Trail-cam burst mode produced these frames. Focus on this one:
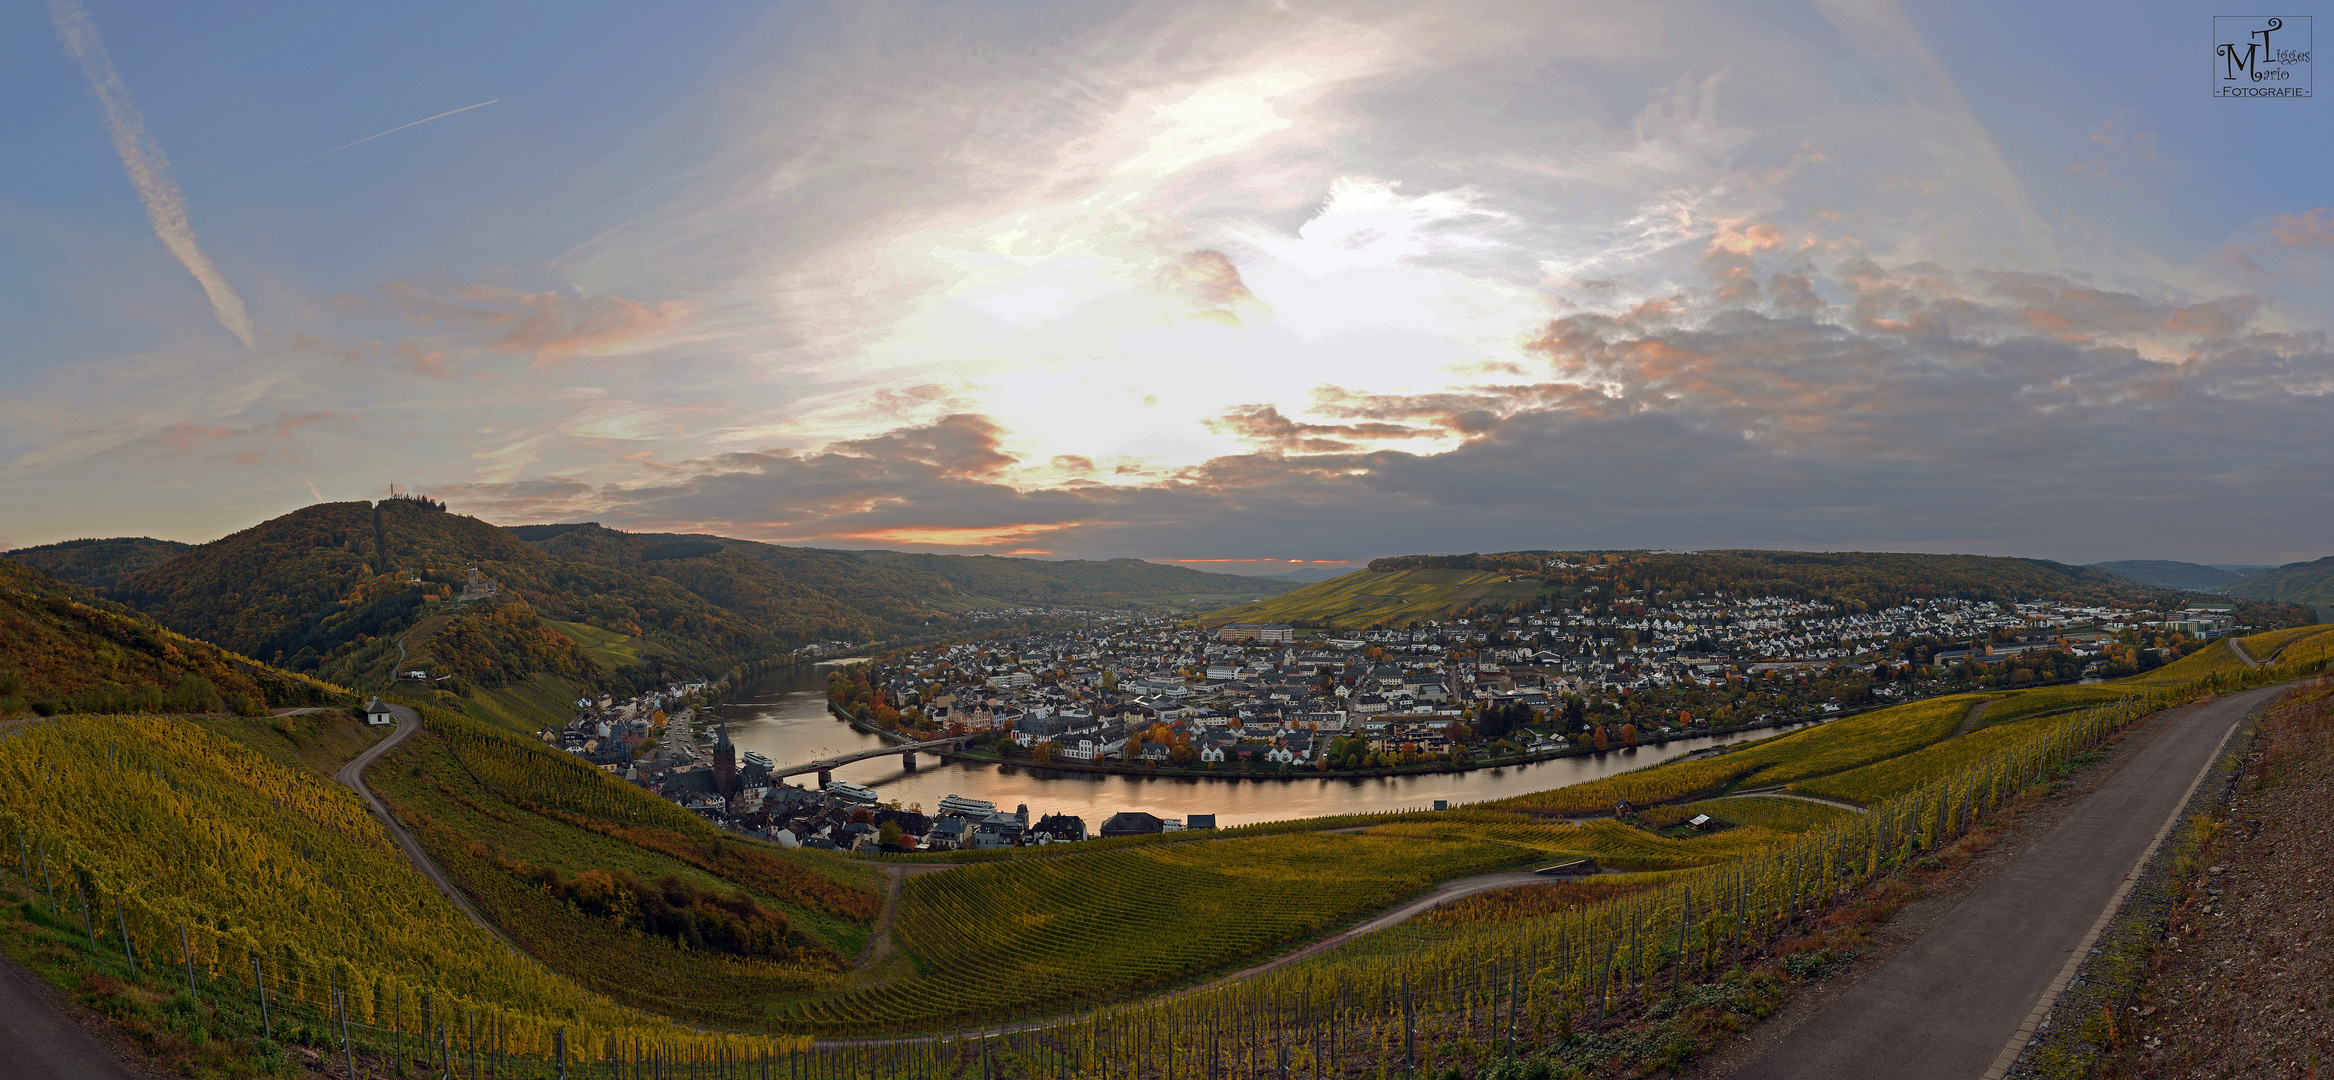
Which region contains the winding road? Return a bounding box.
[1726,683,2284,1080]
[334,703,530,957]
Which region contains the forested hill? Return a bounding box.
[1360,550,2179,611]
[4,505,1290,705]
[0,558,345,717]
[4,536,191,590]
[2226,556,2334,618]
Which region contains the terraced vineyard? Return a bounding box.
[1366,812,1797,869]
[1493,694,1987,813]
[1971,683,2128,726]
[1658,795,1858,833]
[770,831,1524,1032]
[0,714,797,1067]
[2130,639,2255,683]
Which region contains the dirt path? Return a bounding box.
[1951,697,1996,737]
[2226,637,2263,667]
[333,704,531,958]
[1724,683,2287,1080]
[814,865,1588,1048]
[1708,790,1869,814]
[849,864,954,975]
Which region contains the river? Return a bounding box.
[712,661,1817,828]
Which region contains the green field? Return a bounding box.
[1199,567,1549,628]
[770,831,1525,1033]
[458,669,596,732]
[546,618,670,669]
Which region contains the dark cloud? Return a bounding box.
[445,266,2330,564]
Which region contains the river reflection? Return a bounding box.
[713,662,1815,828]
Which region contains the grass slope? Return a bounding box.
[1202,567,1549,627]
[373,726,860,1022]
[774,832,1524,1033]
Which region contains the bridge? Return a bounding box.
[774,735,977,788]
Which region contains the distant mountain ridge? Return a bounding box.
[5,536,192,590]
[2,507,1292,718]
[2224,555,2334,619]
[1208,548,2181,628]
[2088,560,2250,590]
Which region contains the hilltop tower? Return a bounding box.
[714,721,737,797]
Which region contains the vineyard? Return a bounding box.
[706,669,2291,1078]
[1364,813,1793,871]
[1490,694,1986,814]
[1653,796,1856,834]
[366,701,884,1020]
[771,832,1527,1033]
[7,618,2326,1075]
[0,714,806,1074]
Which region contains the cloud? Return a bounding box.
[432,259,2329,565]
[47,0,256,349]
[488,293,691,367]
[2269,208,2334,249]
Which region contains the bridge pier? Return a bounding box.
[901,751,917,770]
[817,769,832,788]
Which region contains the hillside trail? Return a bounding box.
[1950,696,1995,737]
[814,865,1591,1049]
[1707,790,1868,815]
[1723,682,2287,1080]
[848,864,954,978]
[334,704,534,960]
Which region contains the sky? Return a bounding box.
[3,0,2328,572]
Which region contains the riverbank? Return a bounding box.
[825,699,1831,783]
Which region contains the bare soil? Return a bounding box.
[2092,681,2334,1078]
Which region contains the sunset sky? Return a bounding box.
[3,1,2327,569]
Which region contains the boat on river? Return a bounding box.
[825,779,879,804]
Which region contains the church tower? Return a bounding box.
[714,720,737,797]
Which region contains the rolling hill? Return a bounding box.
[2089,559,2250,590]
[2,535,192,589]
[1208,549,2180,628]
[0,557,347,716]
[2225,555,2334,619]
[4,504,1294,728]
[1204,567,1550,627]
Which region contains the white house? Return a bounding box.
[364,698,396,727]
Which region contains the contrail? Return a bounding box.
[48,0,256,349]
[275,99,498,174]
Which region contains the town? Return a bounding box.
[544,590,2255,853]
